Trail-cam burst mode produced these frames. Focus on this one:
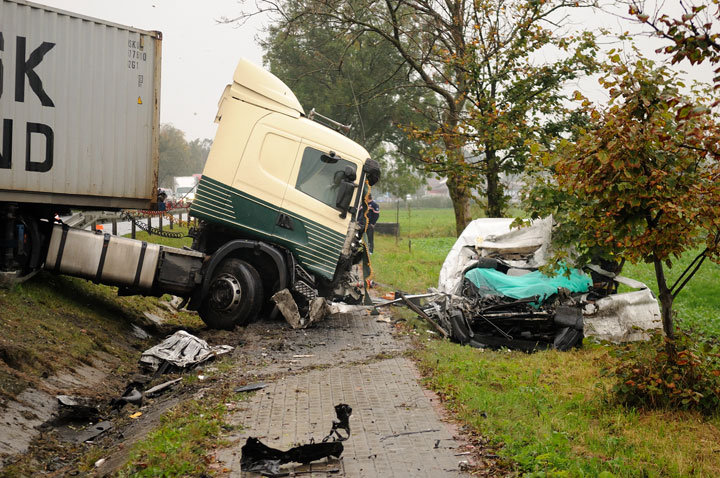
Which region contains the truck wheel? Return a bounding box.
[198,259,264,330]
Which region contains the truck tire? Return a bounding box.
[198,259,264,330]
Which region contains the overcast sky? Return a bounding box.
[40,0,266,141]
[37,1,715,142]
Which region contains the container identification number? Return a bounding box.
[128,39,147,70]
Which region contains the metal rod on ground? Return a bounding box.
[112,219,117,235]
[399,292,448,338]
[374,293,437,307]
[380,429,440,442]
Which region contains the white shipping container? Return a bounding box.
[0,0,161,209]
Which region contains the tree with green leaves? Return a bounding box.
[371,147,427,200]
[230,0,598,235]
[404,4,598,218]
[262,18,432,159]
[527,55,720,339]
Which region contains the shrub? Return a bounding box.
[604,332,720,415]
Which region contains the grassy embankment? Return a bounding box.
[0,225,216,476]
[371,206,720,477]
[0,223,203,402]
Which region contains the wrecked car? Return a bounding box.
[410,217,662,351]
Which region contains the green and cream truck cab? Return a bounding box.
[187,59,380,328]
[2,55,379,331]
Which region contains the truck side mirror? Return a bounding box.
[336,166,357,218]
[363,159,380,186]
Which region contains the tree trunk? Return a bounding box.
[659,292,674,340]
[485,149,503,217]
[653,257,675,340]
[447,175,471,237]
[441,117,471,236]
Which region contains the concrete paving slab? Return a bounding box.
[215,310,469,477]
[219,358,465,477]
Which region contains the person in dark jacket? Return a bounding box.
[360,193,380,253]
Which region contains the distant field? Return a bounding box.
[127,225,194,248]
[376,205,462,237]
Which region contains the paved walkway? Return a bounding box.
[215,312,469,477]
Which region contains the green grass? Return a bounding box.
[0,222,204,397]
[419,342,720,477]
[371,207,720,476]
[371,236,455,291]
[0,274,153,395]
[118,396,232,477]
[379,206,461,237]
[126,225,194,248]
[377,204,526,237]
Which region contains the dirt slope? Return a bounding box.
[0,272,204,471]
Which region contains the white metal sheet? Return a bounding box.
[0,0,161,208]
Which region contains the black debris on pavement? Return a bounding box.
[241,403,352,476]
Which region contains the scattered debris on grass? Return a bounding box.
[379,218,662,352]
[56,395,100,421]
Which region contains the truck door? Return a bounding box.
[276,142,359,280]
[224,124,301,241]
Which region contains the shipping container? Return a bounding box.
[0,0,161,209]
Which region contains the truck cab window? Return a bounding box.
[295,147,356,209]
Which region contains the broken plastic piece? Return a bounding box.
[145,378,183,397]
[322,404,352,442]
[117,387,143,407]
[272,289,304,329]
[57,421,113,444]
[272,289,362,328]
